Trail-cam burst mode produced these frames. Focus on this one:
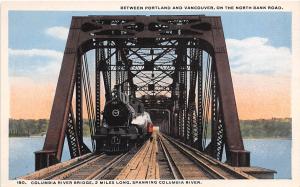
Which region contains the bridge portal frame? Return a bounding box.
[35,15,250,170]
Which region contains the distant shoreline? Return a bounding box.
[9,118,292,139]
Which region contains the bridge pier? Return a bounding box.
[35,150,58,171]
[228,150,250,167]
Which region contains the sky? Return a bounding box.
[8,11,292,120]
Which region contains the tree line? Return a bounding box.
[240,118,291,139]
[9,119,91,137]
[9,118,291,139]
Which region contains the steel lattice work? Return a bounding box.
[35,15,250,170]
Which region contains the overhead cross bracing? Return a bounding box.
[35,15,250,171]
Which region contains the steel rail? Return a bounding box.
[162,134,254,179]
[160,134,226,179]
[43,154,104,180]
[86,153,128,180]
[157,135,185,179]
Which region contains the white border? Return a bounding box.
[1,1,300,187]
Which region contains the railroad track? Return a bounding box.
[158,135,184,179]
[41,153,127,180]
[157,133,255,179]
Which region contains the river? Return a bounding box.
[9,137,291,179]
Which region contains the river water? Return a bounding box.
[9,137,291,179]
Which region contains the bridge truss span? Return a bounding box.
[35,15,250,171]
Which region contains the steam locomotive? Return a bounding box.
[93,89,153,153]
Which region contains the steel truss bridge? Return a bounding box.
[35,15,250,172]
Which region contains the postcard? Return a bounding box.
[1,1,300,187]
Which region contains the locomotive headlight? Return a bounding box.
[112,109,120,117]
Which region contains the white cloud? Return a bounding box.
[45,26,69,41]
[9,48,63,83]
[226,37,291,76]
[9,48,63,61]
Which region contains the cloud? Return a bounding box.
[9,48,63,60]
[226,37,291,76]
[45,26,69,41]
[9,48,63,83]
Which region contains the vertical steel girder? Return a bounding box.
[99,44,112,101]
[197,50,204,151]
[76,54,84,152]
[95,48,101,128]
[186,48,198,146]
[170,72,178,138]
[176,41,187,141]
[36,15,250,170]
[107,41,112,89]
[210,63,220,159]
[119,48,131,96]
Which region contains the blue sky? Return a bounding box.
[8,11,292,119]
[9,11,291,50]
[9,11,292,79]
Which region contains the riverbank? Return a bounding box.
[9,118,291,139]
